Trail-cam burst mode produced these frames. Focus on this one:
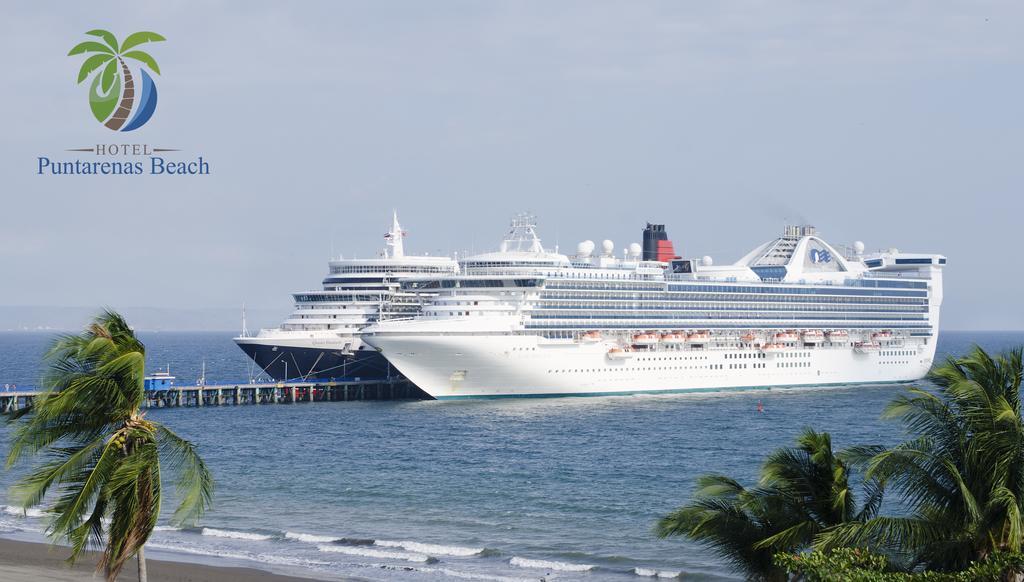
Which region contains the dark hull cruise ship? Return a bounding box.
[234,214,458,381]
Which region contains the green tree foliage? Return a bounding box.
[5,311,213,581]
[657,429,881,581]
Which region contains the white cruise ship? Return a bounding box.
[364,215,945,399]
[234,213,458,381]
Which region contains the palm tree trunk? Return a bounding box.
[104,57,135,131]
[137,546,147,582]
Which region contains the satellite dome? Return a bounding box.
[601,240,615,256]
[702,255,713,266]
[853,241,865,255]
[628,242,642,258]
[577,240,595,257]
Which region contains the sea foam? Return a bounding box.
[2,505,45,518]
[375,539,485,557]
[509,556,595,572]
[317,544,434,563]
[200,527,273,541]
[634,567,682,578]
[284,531,339,544]
[418,566,537,582]
[147,542,330,568]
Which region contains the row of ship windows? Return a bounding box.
[434,301,927,315]
[530,314,927,322]
[295,306,373,311]
[433,273,929,290]
[779,362,811,368]
[295,294,386,302]
[635,355,708,361]
[730,363,767,369]
[546,282,928,297]
[281,324,359,331]
[535,305,928,314]
[726,352,768,360]
[330,265,454,274]
[548,363,726,373]
[529,324,932,332]
[669,285,929,297]
[290,314,368,320]
[540,292,927,305]
[882,350,915,356]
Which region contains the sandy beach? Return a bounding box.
[0,538,328,582]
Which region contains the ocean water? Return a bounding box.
[0,330,1022,581]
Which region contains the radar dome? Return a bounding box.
[853,241,865,255]
[577,240,595,257]
[701,255,713,266]
[601,240,614,256]
[628,243,642,258]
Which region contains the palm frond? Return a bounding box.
[156,425,214,525]
[76,54,114,84]
[120,31,166,53]
[85,30,119,53]
[122,51,160,75]
[68,41,113,56]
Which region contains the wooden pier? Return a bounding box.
[1,378,425,412]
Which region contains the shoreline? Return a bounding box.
[0,537,336,582]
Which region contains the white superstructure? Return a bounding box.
[364,216,945,399]
[234,213,458,381]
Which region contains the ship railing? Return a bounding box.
[861,272,931,280]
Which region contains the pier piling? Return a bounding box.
[1,378,424,413]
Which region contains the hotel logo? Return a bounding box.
[67,29,164,132]
[38,30,210,176]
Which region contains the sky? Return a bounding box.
[0,1,1021,330]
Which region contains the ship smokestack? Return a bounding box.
[642,223,678,262]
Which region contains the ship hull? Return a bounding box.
[235,338,395,382]
[365,332,938,399]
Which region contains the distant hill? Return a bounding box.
[0,306,288,332]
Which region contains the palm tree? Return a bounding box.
[5,311,213,582]
[657,429,881,581]
[68,30,164,130]
[818,346,1024,572]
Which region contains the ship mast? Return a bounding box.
[384,211,406,258]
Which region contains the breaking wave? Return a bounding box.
[317,544,436,563]
[375,539,486,557]
[284,531,339,544]
[508,556,595,572]
[200,527,273,541]
[634,567,682,578]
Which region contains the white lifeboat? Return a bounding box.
[826,330,849,342]
[802,330,825,343]
[632,333,660,346]
[580,331,602,343]
[761,343,790,353]
[686,331,711,344]
[872,331,893,340]
[854,341,881,353]
[740,333,758,344]
[774,331,799,343]
[607,347,635,360]
[661,332,687,345]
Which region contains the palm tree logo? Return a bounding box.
[68,30,165,132]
